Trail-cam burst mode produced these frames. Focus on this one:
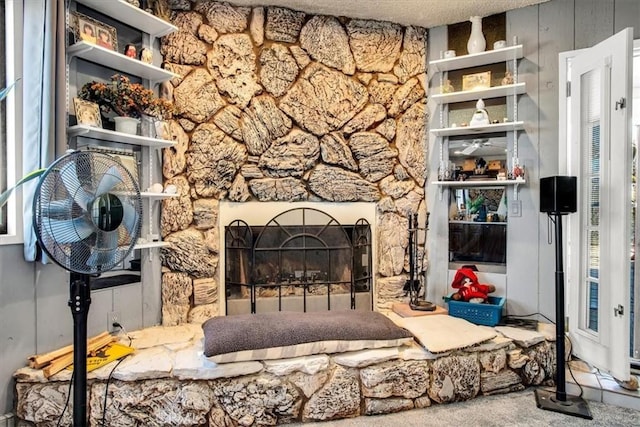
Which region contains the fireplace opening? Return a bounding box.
[225,207,372,314]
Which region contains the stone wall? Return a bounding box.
[159,0,429,325]
[14,324,556,426]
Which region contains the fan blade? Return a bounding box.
[87,232,119,267]
[121,202,140,238]
[95,166,123,196]
[461,144,478,155]
[46,217,94,244]
[59,162,93,209]
[40,199,75,219]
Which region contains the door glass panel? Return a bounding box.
[581,68,601,334]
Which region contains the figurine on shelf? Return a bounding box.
[501,71,514,86]
[124,44,137,58]
[469,98,490,126]
[140,47,153,64]
[441,79,454,94]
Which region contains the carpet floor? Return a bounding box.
[291,388,640,426]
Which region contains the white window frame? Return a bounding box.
[0,0,23,245]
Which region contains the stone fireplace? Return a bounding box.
[158,1,429,326]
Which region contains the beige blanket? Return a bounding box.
[396,314,497,353]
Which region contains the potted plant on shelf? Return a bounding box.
[78,74,174,136]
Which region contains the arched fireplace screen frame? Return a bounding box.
[225,207,372,314]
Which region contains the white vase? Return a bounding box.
[114,116,140,135]
[467,16,486,54]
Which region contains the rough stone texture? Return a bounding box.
[228,173,252,202]
[396,101,428,186]
[507,349,529,369]
[162,228,217,278]
[378,73,398,84]
[167,0,192,11]
[162,121,189,179]
[161,30,208,65]
[260,43,299,97]
[347,19,403,72]
[300,15,355,75]
[193,277,217,306]
[209,402,236,427]
[162,272,192,326]
[379,176,415,199]
[249,177,308,202]
[207,34,261,108]
[479,349,507,374]
[414,395,432,408]
[308,164,380,202]
[16,382,72,426]
[259,129,320,178]
[303,365,360,421]
[192,198,219,230]
[522,341,555,386]
[376,118,397,141]
[161,176,193,237]
[343,103,387,135]
[213,105,244,141]
[212,375,301,426]
[364,397,414,415]
[178,118,195,132]
[429,354,480,404]
[265,7,306,43]
[394,26,427,83]
[395,188,424,217]
[279,63,368,136]
[172,10,202,35]
[194,1,250,34]
[360,360,429,399]
[241,95,292,155]
[173,68,225,123]
[240,163,264,178]
[378,213,408,276]
[186,124,247,198]
[288,371,329,398]
[289,45,311,69]
[480,369,523,394]
[319,133,358,171]
[163,62,194,87]
[90,379,215,426]
[368,79,397,106]
[187,303,218,324]
[250,7,265,46]
[349,132,398,182]
[198,23,218,44]
[203,227,220,253]
[388,77,425,117]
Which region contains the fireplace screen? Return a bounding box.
[225,207,372,314]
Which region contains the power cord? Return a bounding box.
[56,370,74,427]
[100,322,133,427]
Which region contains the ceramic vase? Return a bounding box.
[114,116,140,135]
[467,16,486,54]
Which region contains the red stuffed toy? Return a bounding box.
[451,267,495,303]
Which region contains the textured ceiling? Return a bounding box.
[225,0,550,28]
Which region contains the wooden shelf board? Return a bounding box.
[68,124,175,148]
[432,83,526,104]
[75,0,177,37]
[429,45,523,72]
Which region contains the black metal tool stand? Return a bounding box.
[534,213,592,419]
[70,273,91,427]
[404,213,435,311]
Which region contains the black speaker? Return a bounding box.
[540,176,577,214]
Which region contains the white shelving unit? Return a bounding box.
[430,44,523,72]
[75,0,177,37]
[431,82,526,104]
[430,121,525,137]
[68,124,175,148]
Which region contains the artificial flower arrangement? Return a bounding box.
[78,74,174,120]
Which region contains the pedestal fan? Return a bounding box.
[32,151,142,426]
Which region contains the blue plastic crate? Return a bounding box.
[443,293,505,326]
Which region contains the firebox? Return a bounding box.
[224,206,373,314]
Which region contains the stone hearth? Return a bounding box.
[158,1,429,326]
[14,317,556,426]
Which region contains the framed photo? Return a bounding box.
[462,71,491,92]
[70,12,118,52]
[73,98,102,128]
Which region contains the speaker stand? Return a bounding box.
[534,212,592,420]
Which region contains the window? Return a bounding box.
[0,0,22,243]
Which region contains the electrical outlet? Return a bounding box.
[509,200,522,217]
[107,311,121,332]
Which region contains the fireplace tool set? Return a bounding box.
[403,212,436,311]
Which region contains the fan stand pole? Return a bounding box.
[534,213,592,419]
[70,273,91,427]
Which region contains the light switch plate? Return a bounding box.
[509,200,522,217]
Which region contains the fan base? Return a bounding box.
[534,388,593,419]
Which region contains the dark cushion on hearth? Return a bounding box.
[202,310,414,363]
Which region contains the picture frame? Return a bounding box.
[73,97,102,128]
[70,11,118,52]
[462,71,491,92]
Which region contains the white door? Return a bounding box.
[566,28,633,381]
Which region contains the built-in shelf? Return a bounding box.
[134,241,171,250]
[432,83,526,104]
[431,179,525,187]
[430,121,525,137]
[68,124,175,148]
[140,192,178,200]
[429,45,524,72]
[449,220,507,225]
[75,0,177,38]
[67,42,176,82]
